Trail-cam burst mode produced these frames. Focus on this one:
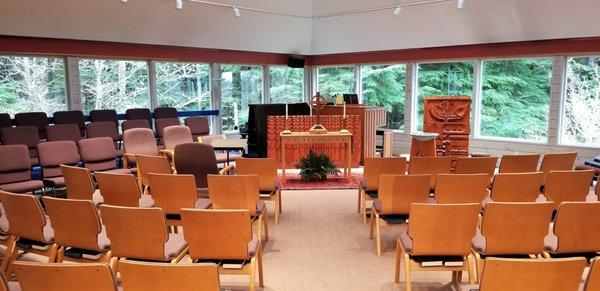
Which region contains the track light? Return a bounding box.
[176,0,183,10]
[120,0,127,2]
[393,5,402,16]
[457,0,464,9]
[233,6,240,17]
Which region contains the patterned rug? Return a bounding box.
[279,173,363,190]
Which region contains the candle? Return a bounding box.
[309,103,312,116]
[343,102,346,119]
[285,103,288,119]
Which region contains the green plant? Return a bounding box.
[296,150,340,182]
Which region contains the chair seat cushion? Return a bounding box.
[373,198,382,213]
[92,189,104,206]
[0,180,44,193]
[42,215,54,243]
[365,190,378,199]
[138,195,155,208]
[163,233,188,261]
[398,230,413,253]
[471,231,486,253]
[196,188,209,198]
[247,234,260,258]
[194,198,211,209]
[256,200,266,214]
[0,203,8,234]
[97,225,111,251]
[43,177,65,188]
[7,281,21,291]
[544,233,558,253]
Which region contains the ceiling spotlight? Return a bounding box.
[176,0,183,10]
[233,6,241,17]
[121,0,127,2]
[393,5,402,16]
[457,0,464,9]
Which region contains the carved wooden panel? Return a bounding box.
[424,96,471,156]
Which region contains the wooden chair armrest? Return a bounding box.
[159,149,174,158]
[123,153,136,168]
[219,165,235,175]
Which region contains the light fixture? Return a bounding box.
[176,0,183,10]
[393,5,402,16]
[457,0,464,9]
[233,5,240,17]
[121,0,127,2]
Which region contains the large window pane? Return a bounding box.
[417,61,474,131]
[220,64,262,132]
[480,58,552,142]
[560,56,600,146]
[0,56,67,115]
[317,66,356,98]
[269,66,303,103]
[362,64,406,130]
[79,59,149,114]
[156,62,211,110]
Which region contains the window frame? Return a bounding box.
[154,60,212,112]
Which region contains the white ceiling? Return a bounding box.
[1,0,599,56]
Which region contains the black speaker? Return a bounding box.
[288,57,305,68]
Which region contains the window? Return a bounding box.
[156,61,211,110]
[560,56,600,147]
[269,66,304,103]
[362,64,406,130]
[0,55,67,115]
[416,61,474,131]
[317,66,356,98]
[79,59,149,114]
[479,58,552,142]
[220,64,263,132]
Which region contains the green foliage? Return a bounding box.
[220,65,262,131]
[317,67,356,98]
[296,151,341,182]
[269,66,303,103]
[156,62,211,111]
[362,64,406,130]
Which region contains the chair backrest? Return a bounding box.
[454,157,498,175]
[539,152,577,184]
[52,110,85,136]
[136,154,172,189]
[123,128,158,156]
[478,257,586,291]
[197,134,225,145]
[552,202,600,254]
[14,112,49,139]
[490,172,543,202]
[207,175,259,216]
[78,137,119,172]
[498,154,540,173]
[95,172,142,207]
[119,260,220,291]
[99,205,170,260]
[434,173,491,204]
[585,258,600,291]
[122,119,151,132]
[12,262,117,291]
[90,109,118,127]
[377,174,431,215]
[60,165,95,200]
[0,126,39,149]
[408,203,480,256]
[362,157,407,190]
[0,190,52,243]
[409,137,436,157]
[0,113,12,131]
[174,143,218,188]
[0,145,32,185]
[480,202,554,255]
[125,108,152,124]
[37,141,80,179]
[544,170,595,204]
[408,156,453,189]
[181,209,252,260]
[155,118,181,138]
[85,121,118,140]
[185,116,210,136]
[163,125,193,150]
[147,173,198,215]
[43,197,103,251]
[236,158,278,191]
[153,107,178,119]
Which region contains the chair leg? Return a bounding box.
[474,252,483,283]
[375,212,382,256]
[467,254,475,284]
[369,208,375,239]
[262,211,269,242]
[362,196,368,224]
[56,246,65,263]
[278,189,282,214]
[1,236,16,273]
[394,239,401,283]
[48,244,58,263]
[453,271,463,284]
[274,197,279,225]
[404,253,412,291]
[257,246,264,287]
[109,257,119,276]
[249,256,256,291]
[357,188,362,213]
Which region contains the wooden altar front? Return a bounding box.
[423,96,471,156]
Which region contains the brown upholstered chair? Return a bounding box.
[0,126,40,165]
[433,173,491,205]
[0,190,56,273]
[161,125,193,162]
[358,157,407,224]
[544,170,595,205]
[198,134,242,164]
[37,141,80,191]
[155,118,180,145]
[60,165,104,205]
[0,145,43,194]
[45,124,82,143]
[12,261,118,291]
[174,143,232,197]
[95,172,154,208]
[180,209,263,291]
[85,121,122,151]
[43,197,111,263]
[119,260,221,291]
[498,154,540,173]
[121,119,151,133]
[236,157,282,224]
[154,107,178,119]
[78,137,130,174]
[123,127,160,168]
[459,257,586,291]
[53,110,86,137]
[454,157,498,175]
[208,174,268,242]
[544,202,600,259]
[489,172,544,203]
[394,203,480,290]
[90,109,118,128]
[99,204,188,263]
[539,152,577,185]
[472,202,555,279]
[409,137,436,157]
[135,154,172,194]
[185,116,210,140]
[408,156,453,190]
[125,108,153,125]
[585,257,600,291]
[14,112,49,140]
[370,174,431,256]
[0,113,12,138]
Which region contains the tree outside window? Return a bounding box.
[317,67,356,99]
[156,61,211,111]
[362,64,406,130]
[220,64,262,132]
[269,66,303,103]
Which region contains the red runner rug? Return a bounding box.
[279,173,363,190]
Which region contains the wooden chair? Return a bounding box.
[207,174,269,242]
[543,170,595,205]
[42,197,111,263]
[584,257,600,291]
[433,174,491,205]
[539,152,577,185]
[459,257,586,291]
[60,165,104,206]
[95,172,154,207]
[489,172,544,203]
[99,205,188,267]
[498,154,540,173]
[174,143,234,197]
[454,157,498,176]
[12,261,118,291]
[180,209,263,291]
[544,202,600,259]
[135,154,172,195]
[472,202,555,280]
[0,269,19,291]
[408,156,453,190]
[358,157,407,224]
[0,190,56,273]
[119,260,221,291]
[370,174,431,256]
[236,157,282,224]
[394,203,480,290]
[409,137,436,157]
